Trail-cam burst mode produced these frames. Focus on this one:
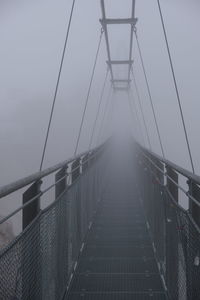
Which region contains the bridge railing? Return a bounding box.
[136,144,200,300]
[0,145,106,300]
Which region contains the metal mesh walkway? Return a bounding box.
[66,188,168,299]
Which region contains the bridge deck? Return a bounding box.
[66,188,167,299]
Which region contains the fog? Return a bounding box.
[0,1,200,232]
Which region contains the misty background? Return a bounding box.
[0,0,200,233]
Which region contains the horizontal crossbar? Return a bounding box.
[100,18,138,25]
[107,60,133,65]
[111,79,131,83]
[113,87,130,91]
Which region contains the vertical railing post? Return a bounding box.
[188,180,200,227]
[55,165,68,199]
[87,152,93,215]
[138,154,145,206]
[152,157,165,268]
[23,180,42,230]
[22,180,42,300]
[82,154,89,173]
[55,165,68,297]
[71,158,81,183]
[166,167,178,201]
[71,158,81,261]
[165,166,178,298]
[187,179,200,299]
[82,154,90,223]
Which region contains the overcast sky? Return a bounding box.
[0,0,200,227]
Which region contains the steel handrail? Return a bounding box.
[0,145,101,199]
[137,143,200,185]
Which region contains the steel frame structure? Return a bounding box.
[100,0,137,90]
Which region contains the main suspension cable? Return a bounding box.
[131,68,152,150]
[39,0,76,171]
[134,28,165,158]
[88,68,109,150]
[156,0,195,174]
[74,28,104,155]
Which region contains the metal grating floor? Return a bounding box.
[77,258,159,274]
[66,191,167,299]
[70,273,164,292]
[67,293,167,299]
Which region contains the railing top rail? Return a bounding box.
[0,146,100,200]
[139,144,200,186]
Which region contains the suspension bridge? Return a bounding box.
[0,1,200,299]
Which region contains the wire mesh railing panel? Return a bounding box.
[0,150,104,300]
[0,215,42,300]
[138,152,200,300]
[40,192,69,300]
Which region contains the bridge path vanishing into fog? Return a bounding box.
[66,156,167,299]
[1,0,200,300]
[1,140,200,300]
